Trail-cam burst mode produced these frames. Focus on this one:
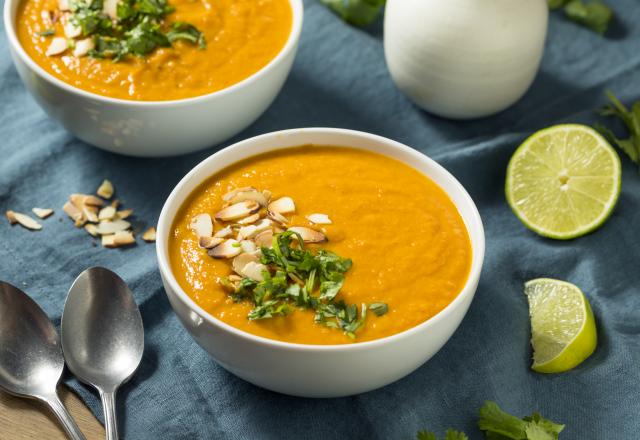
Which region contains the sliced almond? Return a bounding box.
[70,193,104,208]
[190,213,213,238]
[228,274,243,282]
[110,199,120,209]
[214,201,260,222]
[6,210,18,225]
[63,21,81,38]
[46,37,67,56]
[98,205,116,221]
[102,234,116,247]
[95,219,131,235]
[32,207,54,219]
[199,236,224,249]
[102,0,119,19]
[232,252,259,275]
[267,210,289,226]
[214,226,233,238]
[113,230,136,246]
[237,219,272,241]
[236,213,260,225]
[268,197,296,215]
[306,213,332,225]
[63,201,85,226]
[254,230,274,248]
[142,227,156,242]
[225,188,270,207]
[85,223,99,237]
[242,262,268,282]
[207,239,242,259]
[240,240,257,253]
[82,205,99,223]
[11,212,42,231]
[116,209,133,220]
[73,37,94,57]
[287,226,327,243]
[41,10,54,26]
[58,0,70,11]
[96,179,114,199]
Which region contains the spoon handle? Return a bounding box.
[100,389,119,440]
[44,394,87,440]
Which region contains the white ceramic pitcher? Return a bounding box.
[384,0,548,119]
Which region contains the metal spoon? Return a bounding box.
[0,281,86,440]
[61,267,144,440]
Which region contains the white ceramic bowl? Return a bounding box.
[156,128,485,397]
[3,0,303,157]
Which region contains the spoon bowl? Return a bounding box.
[61,267,144,440]
[0,281,86,440]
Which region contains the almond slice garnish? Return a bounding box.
[113,230,136,246]
[306,213,332,225]
[267,210,289,226]
[82,205,99,223]
[102,234,116,247]
[268,197,296,215]
[63,20,82,38]
[254,230,274,248]
[70,193,104,207]
[98,206,116,221]
[46,37,67,56]
[63,201,84,226]
[199,236,224,249]
[6,211,18,224]
[232,252,259,275]
[236,213,260,225]
[11,212,43,231]
[85,223,99,237]
[225,188,270,207]
[287,226,327,243]
[207,239,242,259]
[214,226,233,238]
[73,38,95,57]
[116,209,133,220]
[240,240,257,253]
[97,179,114,199]
[214,201,260,222]
[232,253,266,282]
[228,274,243,282]
[95,219,131,235]
[58,0,70,11]
[142,227,156,242]
[237,219,272,241]
[190,213,213,238]
[102,0,119,19]
[32,208,54,219]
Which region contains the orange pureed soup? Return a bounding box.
[16,0,292,100]
[169,146,472,345]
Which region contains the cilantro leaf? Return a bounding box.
[547,0,568,10]
[416,430,468,440]
[321,0,386,27]
[417,432,438,440]
[37,29,55,36]
[595,91,640,168]
[478,401,528,439]
[167,22,206,49]
[369,302,388,316]
[563,0,613,34]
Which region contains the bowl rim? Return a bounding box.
[156,128,485,352]
[3,0,303,107]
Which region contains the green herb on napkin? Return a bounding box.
[417,430,468,440]
[595,91,640,168]
[320,0,385,26]
[547,0,613,35]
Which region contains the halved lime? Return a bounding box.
[506,124,621,239]
[525,278,597,373]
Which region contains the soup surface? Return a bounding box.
[169,146,472,345]
[16,0,292,101]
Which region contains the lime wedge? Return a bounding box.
[506,124,621,239]
[525,278,597,373]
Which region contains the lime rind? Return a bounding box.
[506,124,621,240]
[525,278,597,373]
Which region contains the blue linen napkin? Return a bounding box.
[1,0,640,438]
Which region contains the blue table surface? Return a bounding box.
[1,0,639,438]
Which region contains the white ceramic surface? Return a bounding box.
[384,0,548,119]
[156,128,485,398]
[3,0,303,157]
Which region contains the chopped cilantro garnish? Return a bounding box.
[321,0,386,26]
[547,0,614,34]
[417,430,468,440]
[64,0,205,61]
[37,29,56,37]
[226,231,387,339]
[595,91,640,168]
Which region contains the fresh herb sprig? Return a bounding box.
[548,0,614,35]
[595,91,640,168]
[226,231,387,339]
[320,0,385,27]
[65,0,205,61]
[417,401,565,440]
